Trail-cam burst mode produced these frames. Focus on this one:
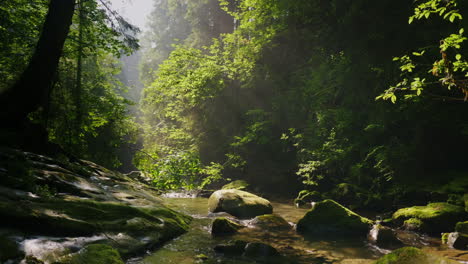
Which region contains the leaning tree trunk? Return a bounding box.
[0,0,75,125]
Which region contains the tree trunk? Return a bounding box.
[75,0,84,129]
[0,0,75,125]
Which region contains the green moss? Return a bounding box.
[250,214,291,230]
[208,189,272,219]
[0,194,191,238]
[403,218,424,231]
[222,180,249,190]
[211,217,243,236]
[392,202,466,234]
[374,247,459,264]
[456,221,468,234]
[69,244,124,264]
[296,199,373,237]
[441,233,450,244]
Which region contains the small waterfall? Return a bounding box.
[369,224,379,242]
[447,232,459,248]
[368,216,382,243]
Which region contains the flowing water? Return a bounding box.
[12,195,468,263]
[127,196,392,264]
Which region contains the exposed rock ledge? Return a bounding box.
[0,147,191,263]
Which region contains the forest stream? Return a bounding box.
[2,0,468,263]
[127,194,468,264]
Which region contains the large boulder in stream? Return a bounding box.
[208,189,273,218]
[0,147,192,263]
[392,202,466,234]
[374,247,460,264]
[249,214,291,231]
[296,199,373,237]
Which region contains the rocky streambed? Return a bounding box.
[0,148,191,263]
[0,147,467,264]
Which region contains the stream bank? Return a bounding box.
[0,147,191,263]
[0,147,467,263]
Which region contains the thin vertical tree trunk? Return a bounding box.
[0,0,75,125]
[75,0,84,129]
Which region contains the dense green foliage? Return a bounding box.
[0,0,139,168]
[138,0,468,207]
[1,0,467,208]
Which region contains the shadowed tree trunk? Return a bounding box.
[0,0,75,125]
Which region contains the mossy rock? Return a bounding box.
[442,233,450,244]
[374,247,460,264]
[403,218,424,231]
[222,180,249,190]
[211,217,243,236]
[69,244,124,264]
[369,225,403,249]
[0,236,24,262]
[0,195,191,237]
[249,214,291,231]
[456,221,468,234]
[296,199,373,237]
[208,189,272,219]
[392,202,466,234]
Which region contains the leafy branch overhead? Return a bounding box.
[377,0,468,102]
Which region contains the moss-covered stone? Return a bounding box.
[0,236,24,262]
[296,199,373,237]
[369,225,403,249]
[249,214,291,231]
[208,189,272,219]
[0,195,191,238]
[392,202,466,234]
[456,221,468,234]
[374,247,460,264]
[403,218,424,231]
[69,244,124,264]
[222,180,249,190]
[211,217,243,236]
[442,233,450,244]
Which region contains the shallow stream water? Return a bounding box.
[14,195,468,264]
[126,195,468,264]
